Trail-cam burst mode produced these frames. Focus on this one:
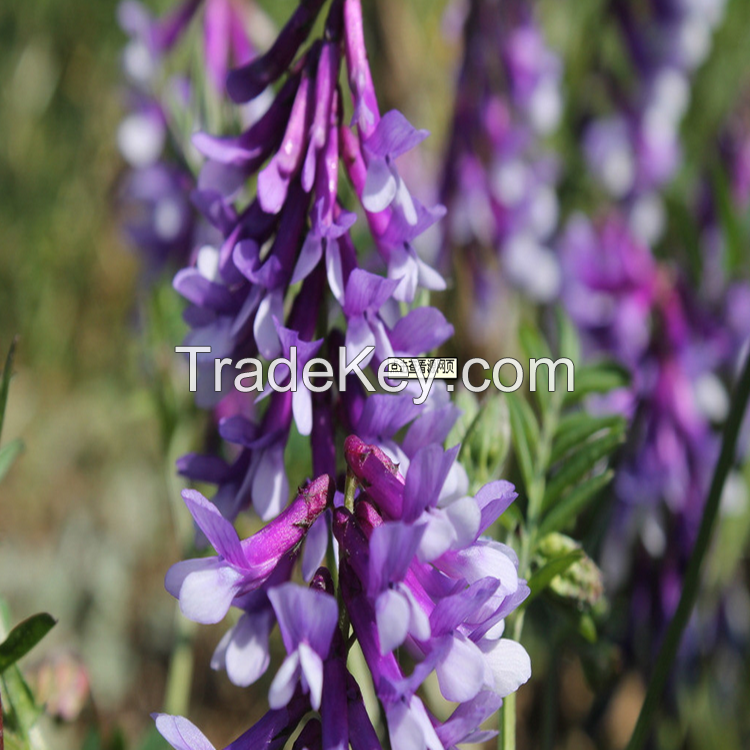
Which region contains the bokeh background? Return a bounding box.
[2,0,750,748]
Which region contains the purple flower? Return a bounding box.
[165,475,332,622]
[267,583,339,710]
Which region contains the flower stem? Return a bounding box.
[625,348,750,750]
[500,389,564,750]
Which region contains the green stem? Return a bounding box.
[164,608,196,717]
[500,390,564,750]
[625,349,750,750]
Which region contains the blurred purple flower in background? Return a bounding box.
[584,0,727,246]
[440,0,564,308]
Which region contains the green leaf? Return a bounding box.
[539,470,615,537]
[0,338,18,444]
[506,392,538,491]
[0,614,57,674]
[0,439,24,484]
[520,325,555,412]
[556,308,581,366]
[564,360,630,404]
[551,414,626,464]
[1,665,42,738]
[712,163,744,275]
[543,433,623,512]
[525,550,584,605]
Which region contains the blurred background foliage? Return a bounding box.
[2,0,750,748]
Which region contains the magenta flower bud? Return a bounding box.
[344,435,405,519]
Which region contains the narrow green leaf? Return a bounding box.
[712,163,744,275]
[543,433,623,511]
[506,393,537,491]
[551,414,625,464]
[564,360,630,404]
[0,339,18,444]
[519,324,552,363]
[525,550,584,605]
[0,614,57,674]
[0,440,24,484]
[1,666,41,739]
[556,308,581,365]
[539,470,615,536]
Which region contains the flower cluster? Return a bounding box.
[171,0,457,523]
[156,437,531,749]
[118,0,535,745]
[439,0,564,308]
[583,0,727,245]
[559,211,749,646]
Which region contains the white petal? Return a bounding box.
[481,638,532,697]
[362,157,398,214]
[268,651,300,709]
[417,511,456,563]
[376,589,410,654]
[292,385,313,436]
[254,290,283,360]
[325,239,345,303]
[445,496,481,549]
[252,447,289,521]
[298,641,325,711]
[436,634,486,703]
[392,170,418,225]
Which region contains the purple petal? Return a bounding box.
[345,315,376,369]
[268,583,338,657]
[402,444,459,522]
[212,609,274,687]
[173,268,236,312]
[364,110,429,160]
[474,480,518,537]
[302,513,329,582]
[368,522,424,593]
[226,0,326,103]
[291,232,324,285]
[389,307,454,355]
[343,269,400,316]
[182,490,245,567]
